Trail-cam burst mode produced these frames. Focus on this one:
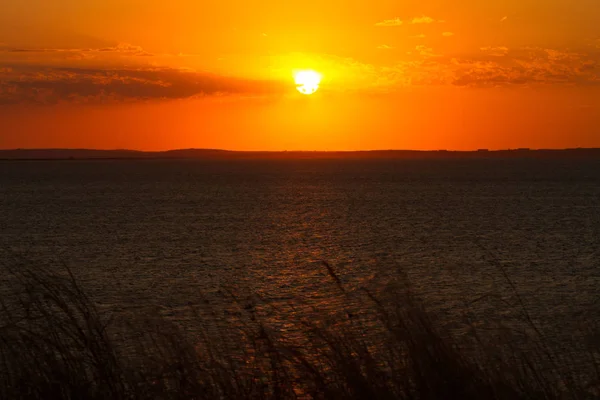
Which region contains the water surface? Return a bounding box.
[1,158,599,346]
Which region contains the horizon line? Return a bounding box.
[3,147,600,153]
[3,147,600,162]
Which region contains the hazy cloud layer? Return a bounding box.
[0,66,288,105]
[318,46,599,92]
[436,47,599,87]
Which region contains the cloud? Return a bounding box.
[344,46,600,90]
[480,46,510,57]
[449,47,599,87]
[410,16,436,24]
[415,45,439,58]
[442,32,454,37]
[410,34,426,39]
[98,43,153,56]
[543,48,580,61]
[0,43,160,69]
[356,46,599,89]
[375,15,441,27]
[0,66,288,105]
[0,43,153,57]
[2,42,598,104]
[374,18,403,27]
[500,16,508,22]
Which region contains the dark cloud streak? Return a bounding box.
[0,66,289,105]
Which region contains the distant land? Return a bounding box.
[2,148,600,160]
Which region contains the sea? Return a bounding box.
[1,157,599,357]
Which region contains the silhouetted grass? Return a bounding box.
[0,256,598,399]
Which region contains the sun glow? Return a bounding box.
[294,70,322,95]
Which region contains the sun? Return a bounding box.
[294,70,322,95]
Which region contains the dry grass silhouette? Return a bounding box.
[0,257,598,399]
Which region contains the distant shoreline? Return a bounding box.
[2,148,600,161]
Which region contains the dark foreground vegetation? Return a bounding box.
[0,258,598,400]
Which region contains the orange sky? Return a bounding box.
[1,0,599,150]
